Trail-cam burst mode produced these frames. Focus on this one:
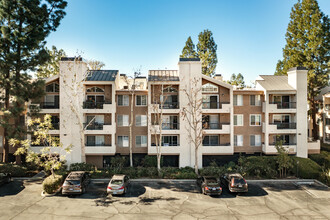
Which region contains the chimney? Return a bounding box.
[214,74,223,81]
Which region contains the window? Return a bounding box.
[136,95,147,106]
[117,115,129,126]
[250,95,261,106]
[202,83,218,92]
[274,135,290,145]
[136,115,147,126]
[250,135,261,146]
[250,114,261,126]
[45,83,59,93]
[86,86,104,93]
[163,86,178,93]
[161,136,178,146]
[234,115,243,126]
[136,135,147,147]
[234,135,243,146]
[118,95,129,106]
[203,135,219,146]
[162,115,179,129]
[202,95,219,109]
[233,95,243,106]
[118,136,129,147]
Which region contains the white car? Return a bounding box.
[107,175,130,195]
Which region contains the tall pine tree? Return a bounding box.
[180,36,197,58]
[275,0,330,139]
[197,29,218,76]
[0,0,67,162]
[37,46,67,78]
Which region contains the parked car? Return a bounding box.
[0,173,11,186]
[107,175,130,195]
[196,176,222,196]
[220,173,248,193]
[62,171,90,195]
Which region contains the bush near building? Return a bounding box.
[0,163,38,177]
[42,174,64,194]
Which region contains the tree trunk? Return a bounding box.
[195,145,199,175]
[129,94,134,167]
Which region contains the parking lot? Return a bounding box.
[0,179,330,219]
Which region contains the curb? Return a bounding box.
[91,179,196,182]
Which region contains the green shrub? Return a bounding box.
[309,151,330,169]
[70,162,96,171]
[42,174,63,194]
[110,156,127,173]
[0,163,28,177]
[292,157,322,179]
[239,156,277,179]
[141,155,163,167]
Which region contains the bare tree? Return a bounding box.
[181,77,204,175]
[123,71,141,167]
[87,59,105,70]
[149,84,167,175]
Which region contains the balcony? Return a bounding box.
[40,102,59,109]
[162,122,180,130]
[202,102,230,109]
[84,122,111,130]
[262,143,296,154]
[270,122,296,129]
[202,123,230,134]
[203,143,230,146]
[83,100,112,109]
[269,102,296,109]
[85,143,111,147]
[153,101,179,109]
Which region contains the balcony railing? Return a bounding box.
[270,122,296,129]
[85,143,111,147]
[153,102,179,109]
[269,102,296,109]
[83,100,112,109]
[151,143,179,146]
[203,143,230,146]
[84,122,111,130]
[202,102,230,109]
[269,142,296,146]
[40,102,59,109]
[202,122,230,129]
[162,122,180,130]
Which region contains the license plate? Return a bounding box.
[113,191,117,194]
[239,185,242,188]
[69,188,73,191]
[212,188,216,190]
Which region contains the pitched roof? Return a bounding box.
[86,70,118,81]
[148,70,179,81]
[256,75,295,91]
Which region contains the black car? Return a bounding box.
[220,173,248,193]
[0,173,11,186]
[196,176,222,196]
[62,171,90,195]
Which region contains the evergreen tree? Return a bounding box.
[37,46,67,78]
[0,0,67,162]
[274,0,330,139]
[197,29,218,76]
[180,36,197,58]
[228,73,245,89]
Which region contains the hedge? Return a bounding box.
[70,162,96,171]
[42,174,64,194]
[292,157,322,179]
[0,163,28,177]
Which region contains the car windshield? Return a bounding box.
[233,178,245,184]
[65,180,80,185]
[206,178,218,185]
[111,180,123,185]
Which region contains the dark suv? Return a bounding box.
[220,173,248,193]
[196,176,222,196]
[62,171,90,195]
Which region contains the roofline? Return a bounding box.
[202,75,232,90]
[44,75,59,84]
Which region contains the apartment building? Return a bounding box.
[0,57,320,167]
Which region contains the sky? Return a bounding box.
[45,0,330,85]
